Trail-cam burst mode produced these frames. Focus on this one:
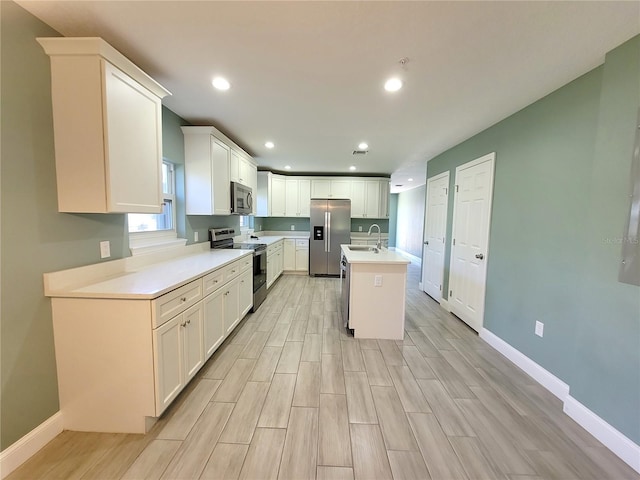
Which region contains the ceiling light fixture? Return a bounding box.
[358,142,368,150]
[265,141,275,149]
[384,57,409,93]
[284,165,291,170]
[384,78,402,92]
[349,166,357,171]
[211,76,230,91]
[408,178,414,182]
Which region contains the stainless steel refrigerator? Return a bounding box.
[309,198,351,276]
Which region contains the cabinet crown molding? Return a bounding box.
[37,37,171,99]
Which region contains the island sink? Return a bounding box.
[347,245,379,253]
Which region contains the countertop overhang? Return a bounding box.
[340,245,410,265]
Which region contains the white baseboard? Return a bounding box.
[480,328,640,474]
[0,412,63,479]
[394,248,421,266]
[479,328,569,401]
[564,396,640,474]
[439,297,451,312]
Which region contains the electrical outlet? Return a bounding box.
[99,240,111,259]
[359,226,363,232]
[374,275,383,287]
[194,231,199,242]
[535,321,544,337]
[291,225,295,231]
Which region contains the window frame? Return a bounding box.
[128,161,186,255]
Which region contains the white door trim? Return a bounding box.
[448,152,495,331]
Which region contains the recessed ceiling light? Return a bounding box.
[384,77,402,92]
[212,76,230,91]
[265,141,275,149]
[358,142,368,150]
[408,178,414,182]
[349,166,357,171]
[284,165,291,170]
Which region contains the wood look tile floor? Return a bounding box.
[8,264,639,480]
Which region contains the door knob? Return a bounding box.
[424,241,429,245]
[475,253,484,260]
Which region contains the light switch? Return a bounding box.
[374,275,383,287]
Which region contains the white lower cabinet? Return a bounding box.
[284,239,296,271]
[267,240,284,288]
[223,280,240,335]
[153,301,204,414]
[239,268,253,318]
[203,287,225,359]
[295,239,309,271]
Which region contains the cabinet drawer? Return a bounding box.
[223,259,243,282]
[152,279,203,328]
[295,239,309,248]
[203,269,224,296]
[238,254,253,273]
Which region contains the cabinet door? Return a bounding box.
[311,179,331,198]
[271,175,287,217]
[211,138,231,215]
[238,157,251,186]
[104,62,162,213]
[298,179,311,216]
[284,239,296,270]
[203,289,225,359]
[350,180,366,217]
[295,247,309,272]
[285,179,299,217]
[183,303,204,382]
[153,315,184,415]
[379,180,390,218]
[331,180,351,199]
[230,150,240,183]
[365,181,381,218]
[223,280,240,335]
[247,162,258,214]
[239,269,253,317]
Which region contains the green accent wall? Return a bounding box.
[426,35,640,443]
[350,219,389,234]
[388,193,398,247]
[255,217,390,235]
[0,2,130,450]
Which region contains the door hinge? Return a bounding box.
[449,290,453,297]
[439,285,442,291]
[444,187,448,195]
[453,238,456,245]
[455,185,459,192]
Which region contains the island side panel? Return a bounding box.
[51,297,156,433]
[349,263,407,340]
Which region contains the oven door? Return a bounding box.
[253,249,267,293]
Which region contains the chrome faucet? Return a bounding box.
[367,223,382,250]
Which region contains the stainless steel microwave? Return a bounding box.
[230,181,253,215]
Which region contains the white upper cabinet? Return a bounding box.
[257,172,286,217]
[311,178,351,199]
[183,126,256,216]
[284,178,311,217]
[351,180,381,218]
[379,180,390,218]
[182,128,231,215]
[37,37,170,213]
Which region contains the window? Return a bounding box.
[128,161,186,255]
[128,161,175,233]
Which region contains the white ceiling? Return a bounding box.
[18,1,640,193]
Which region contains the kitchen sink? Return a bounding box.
[347,245,379,253]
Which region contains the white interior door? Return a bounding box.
[422,172,449,302]
[448,153,495,332]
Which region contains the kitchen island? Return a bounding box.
[340,245,410,340]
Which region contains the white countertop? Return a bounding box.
[45,249,253,300]
[341,245,410,265]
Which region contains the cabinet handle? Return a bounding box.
[231,269,236,274]
[180,321,186,327]
[180,297,187,302]
[186,319,191,325]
